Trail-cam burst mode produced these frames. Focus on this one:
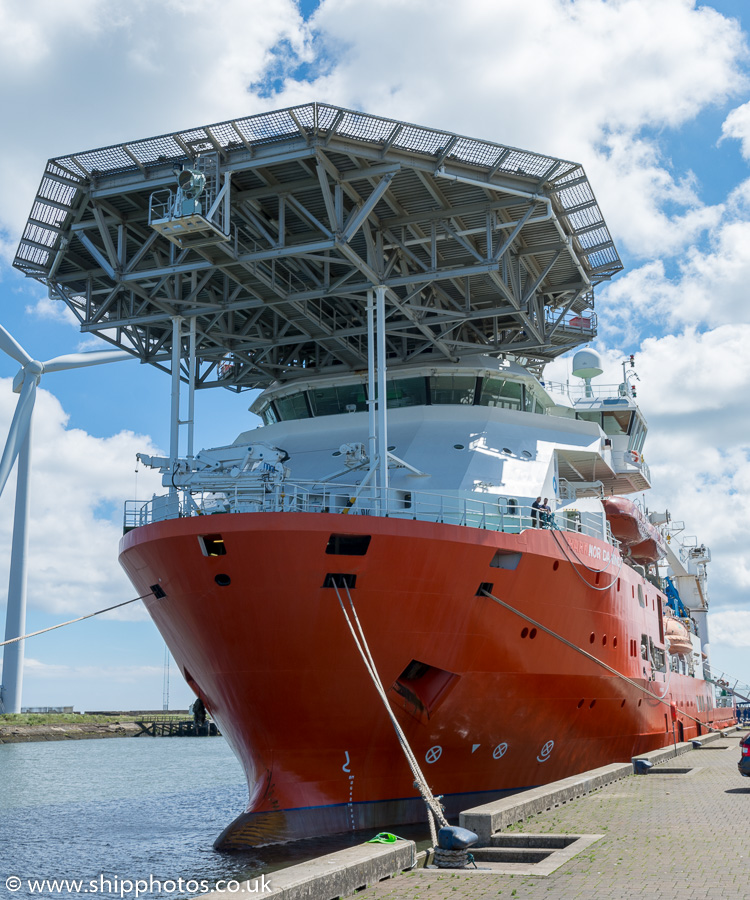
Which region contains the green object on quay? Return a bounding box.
[368,832,400,844]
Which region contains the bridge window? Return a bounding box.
[276,392,311,420]
[602,411,633,435]
[309,383,367,416]
[256,401,279,426]
[430,375,476,405]
[629,417,647,453]
[386,377,427,408]
[479,377,523,410]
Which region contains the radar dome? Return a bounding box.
[572,349,603,380]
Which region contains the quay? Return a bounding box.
[0,711,220,742]
[205,727,749,899]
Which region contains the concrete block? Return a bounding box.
[202,840,417,900]
[459,762,632,843]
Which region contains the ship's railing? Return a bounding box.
[124,482,618,547]
[611,450,651,484]
[541,379,633,400]
[544,308,597,335]
[148,189,177,224]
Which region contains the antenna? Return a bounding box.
[571,348,603,398]
[621,354,640,398]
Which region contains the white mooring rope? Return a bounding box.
[0,593,154,648]
[333,581,448,839]
[481,588,720,733]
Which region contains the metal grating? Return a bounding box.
[13,102,623,388]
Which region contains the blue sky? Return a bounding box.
[1,0,749,710]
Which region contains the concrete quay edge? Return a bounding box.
[459,762,632,843]
[203,840,418,900]
[631,724,739,769]
[460,725,742,844]
[200,727,742,899]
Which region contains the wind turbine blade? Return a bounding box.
[0,324,33,368]
[0,376,36,499]
[42,349,133,373]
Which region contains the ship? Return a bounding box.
[12,104,735,850]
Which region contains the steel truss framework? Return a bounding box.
[14,103,622,389]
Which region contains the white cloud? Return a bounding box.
[2,0,750,696]
[0,654,197,711]
[22,657,162,682]
[26,295,79,327]
[597,178,750,340]
[720,99,750,159]
[268,0,746,258]
[0,0,105,71]
[1,0,746,265]
[0,378,164,618]
[544,328,750,612]
[0,0,310,258]
[610,330,750,606]
[709,610,750,650]
[636,325,750,416]
[587,134,725,259]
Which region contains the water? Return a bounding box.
[1,737,430,899]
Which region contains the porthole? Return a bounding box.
[529,628,537,639]
[589,700,596,709]
[388,445,396,451]
[577,699,585,709]
[638,699,642,707]
[453,443,465,450]
[552,560,560,571]
[602,635,607,646]
[502,447,512,455]
[613,637,618,649]
[521,627,529,639]
[621,699,626,708]
[215,574,231,587]
[589,632,595,644]
[332,450,342,457]
[521,450,532,459]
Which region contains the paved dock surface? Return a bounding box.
[357,730,750,900]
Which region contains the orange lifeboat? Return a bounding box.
[629,523,668,563]
[665,617,692,656]
[602,497,650,546]
[603,497,667,562]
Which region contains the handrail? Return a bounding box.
[124,481,620,548]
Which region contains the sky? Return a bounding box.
[0,0,749,711]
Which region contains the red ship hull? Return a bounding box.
[119,513,733,849]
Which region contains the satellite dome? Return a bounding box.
[572,349,603,380]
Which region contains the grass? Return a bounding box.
[0,713,186,726]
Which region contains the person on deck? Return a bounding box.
[531,496,542,527]
[540,498,552,528]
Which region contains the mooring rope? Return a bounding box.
[333,581,448,840]
[550,529,624,592]
[0,592,155,647]
[551,523,621,575]
[480,588,720,733]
